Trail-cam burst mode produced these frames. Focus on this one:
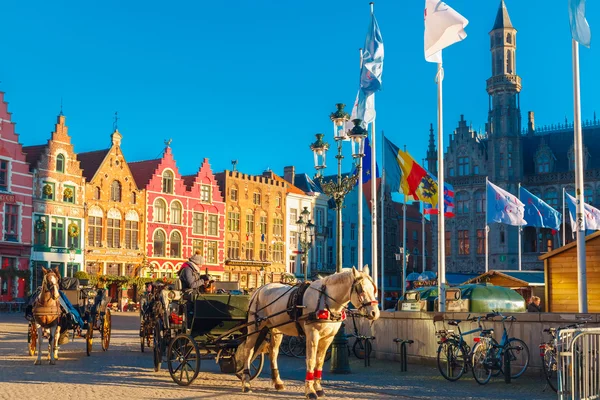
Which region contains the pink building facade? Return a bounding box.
[129,146,225,278]
[0,92,34,301]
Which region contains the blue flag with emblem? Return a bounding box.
[520,186,562,230]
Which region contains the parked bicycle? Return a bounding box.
[434,315,485,381]
[539,319,589,392]
[471,312,530,385]
[348,311,375,360]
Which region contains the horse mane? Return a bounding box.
[318,270,354,286]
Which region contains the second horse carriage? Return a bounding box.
[27,271,112,362]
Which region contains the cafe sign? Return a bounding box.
[0,194,16,203]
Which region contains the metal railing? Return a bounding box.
[557,327,600,400]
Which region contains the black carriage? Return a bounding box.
[151,282,265,386]
[27,278,112,357]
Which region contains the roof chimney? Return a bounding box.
[283,166,295,185]
[527,111,535,135]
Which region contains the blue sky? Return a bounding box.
[1,0,598,179]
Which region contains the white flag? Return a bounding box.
[424,0,469,63]
[486,180,527,226]
[565,192,600,231]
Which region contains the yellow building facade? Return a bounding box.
[78,130,146,290]
[215,170,287,288]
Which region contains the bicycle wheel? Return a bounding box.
[289,336,305,358]
[353,339,366,359]
[502,338,529,379]
[471,341,492,385]
[542,349,558,392]
[437,340,466,381]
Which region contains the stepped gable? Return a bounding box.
[128,158,162,188]
[187,158,223,201]
[77,149,110,181]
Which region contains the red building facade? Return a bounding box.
[0,92,34,301]
[129,146,225,278]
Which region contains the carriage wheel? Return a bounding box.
[28,323,38,356]
[86,324,93,356]
[101,310,111,351]
[167,334,200,386]
[153,319,164,372]
[236,352,265,381]
[289,336,306,358]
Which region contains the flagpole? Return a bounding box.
[518,182,522,271]
[572,38,588,313]
[562,187,566,247]
[357,48,364,272]
[369,1,379,298]
[380,133,385,306]
[402,193,407,298]
[485,176,489,273]
[422,204,426,273]
[436,62,446,312]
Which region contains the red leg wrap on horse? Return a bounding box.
[314,370,322,380]
[305,371,314,381]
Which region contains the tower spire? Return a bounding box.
[492,0,513,30]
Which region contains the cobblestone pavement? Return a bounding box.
[0,313,556,400]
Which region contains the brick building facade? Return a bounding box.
[129,146,225,279]
[23,115,86,289]
[0,92,33,301]
[215,170,287,288]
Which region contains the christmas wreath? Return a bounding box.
[63,187,74,200]
[35,219,47,234]
[43,184,53,197]
[68,222,80,238]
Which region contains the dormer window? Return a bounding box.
[56,154,65,173]
[162,170,174,194]
[537,154,550,173]
[568,145,590,171]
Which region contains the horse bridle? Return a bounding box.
[44,273,60,300]
[351,275,379,313]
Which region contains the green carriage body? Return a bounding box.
[189,293,251,344]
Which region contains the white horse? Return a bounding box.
[238,267,380,399]
[32,268,62,365]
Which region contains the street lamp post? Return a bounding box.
[296,206,315,281]
[259,266,265,287]
[311,103,360,375]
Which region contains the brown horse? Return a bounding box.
[32,267,62,365]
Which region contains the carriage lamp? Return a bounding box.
[310,133,329,179]
[329,103,350,140]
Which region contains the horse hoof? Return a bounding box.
[275,383,285,391]
[316,390,325,398]
[34,360,41,366]
[307,393,318,400]
[49,360,56,365]
[242,387,252,393]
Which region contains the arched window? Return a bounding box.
[170,231,181,258]
[94,186,101,200]
[110,180,121,202]
[56,154,65,173]
[131,192,137,204]
[153,230,165,257]
[162,170,174,194]
[507,51,513,74]
[154,199,166,222]
[456,192,470,214]
[475,190,486,213]
[506,33,512,44]
[170,201,182,224]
